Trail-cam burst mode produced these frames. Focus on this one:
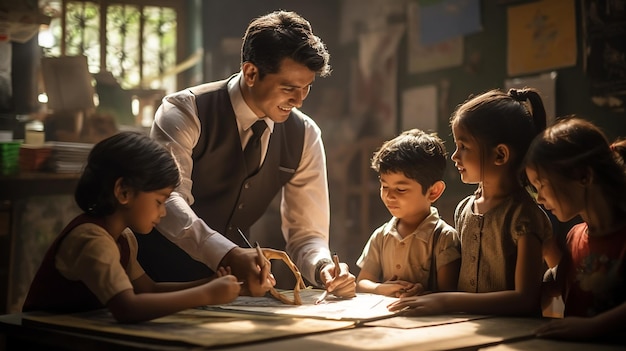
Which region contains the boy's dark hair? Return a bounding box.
[450,88,547,183]
[75,131,181,216]
[525,116,626,215]
[371,129,447,194]
[241,10,331,79]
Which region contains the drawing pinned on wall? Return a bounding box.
[402,84,438,133]
[418,0,482,46]
[351,23,405,139]
[338,0,407,45]
[407,1,464,74]
[507,0,577,76]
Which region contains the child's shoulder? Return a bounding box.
[120,228,139,249]
[509,188,550,220]
[432,214,456,232]
[566,222,587,239]
[453,193,476,221]
[64,222,116,247]
[58,223,119,262]
[434,217,460,244]
[366,218,395,240]
[505,189,552,242]
[456,193,476,208]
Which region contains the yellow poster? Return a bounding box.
[507,0,577,76]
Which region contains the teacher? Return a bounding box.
[136,10,356,298]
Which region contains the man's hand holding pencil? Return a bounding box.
[316,252,357,302]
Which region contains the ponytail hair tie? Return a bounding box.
[508,88,525,102]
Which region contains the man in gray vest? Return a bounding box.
[136,10,356,298]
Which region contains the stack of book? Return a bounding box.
[0,141,22,175]
[47,141,93,173]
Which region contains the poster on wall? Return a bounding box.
[407,1,463,74]
[583,0,626,109]
[338,0,407,45]
[507,0,577,76]
[350,24,405,139]
[401,84,438,133]
[418,0,482,46]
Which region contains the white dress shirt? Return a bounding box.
[150,72,332,283]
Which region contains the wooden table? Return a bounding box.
[0,311,621,351]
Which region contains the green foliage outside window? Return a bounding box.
[43,1,176,91]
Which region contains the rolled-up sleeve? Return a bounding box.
[150,91,237,270]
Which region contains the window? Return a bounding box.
[39,0,185,125]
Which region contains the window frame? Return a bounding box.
[56,0,187,90]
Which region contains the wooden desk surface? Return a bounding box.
[480,338,626,351]
[1,312,622,351]
[0,314,180,351]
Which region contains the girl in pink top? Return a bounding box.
[525,117,626,340]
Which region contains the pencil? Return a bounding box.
[237,228,253,248]
[332,252,340,277]
[315,290,329,305]
[254,241,266,268]
[315,252,340,304]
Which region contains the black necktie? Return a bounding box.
[243,120,267,176]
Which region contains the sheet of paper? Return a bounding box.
[402,84,438,132]
[202,289,399,322]
[23,308,354,348]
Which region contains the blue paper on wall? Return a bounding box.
[419,0,482,46]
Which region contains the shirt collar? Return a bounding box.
[227,72,275,133]
[384,207,441,243]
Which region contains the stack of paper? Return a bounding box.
[47,141,93,173]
